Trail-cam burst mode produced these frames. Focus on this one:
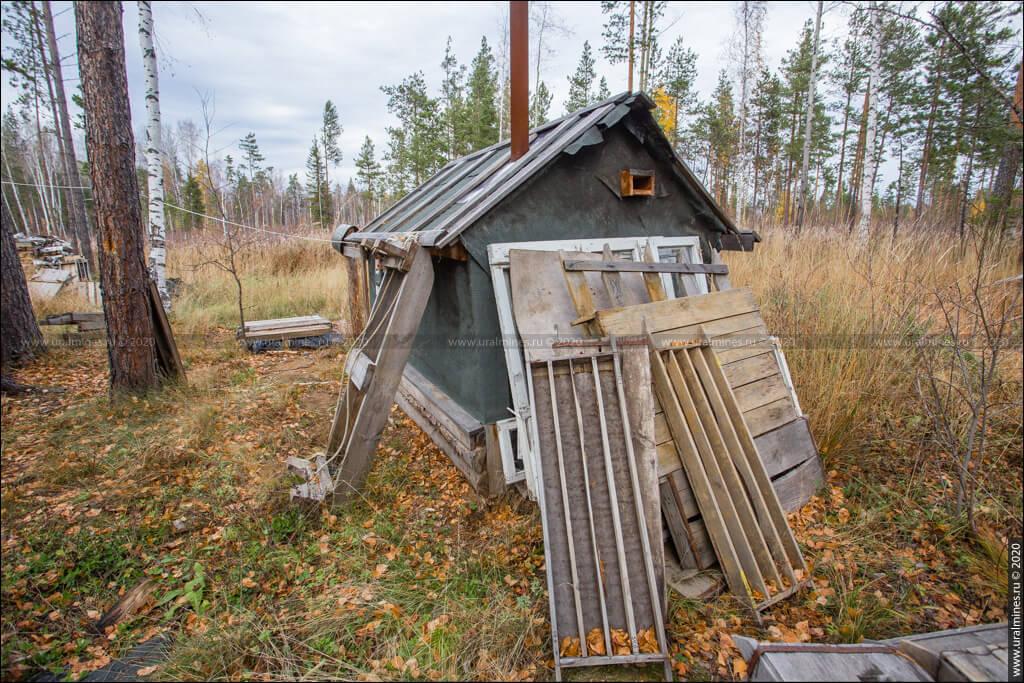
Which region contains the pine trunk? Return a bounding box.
[857,6,881,243]
[42,0,94,276]
[75,0,159,393]
[795,0,823,231]
[1,200,43,369]
[989,61,1023,231]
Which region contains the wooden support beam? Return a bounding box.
[563,261,729,276]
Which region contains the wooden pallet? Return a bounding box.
[649,340,810,617]
[527,344,671,680]
[592,287,823,575]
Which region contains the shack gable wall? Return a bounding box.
[406,123,724,426]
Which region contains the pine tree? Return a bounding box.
[749,68,784,213]
[601,1,666,90]
[831,26,867,220]
[181,171,203,230]
[440,37,467,159]
[381,72,446,194]
[565,41,597,113]
[795,0,823,229]
[530,81,553,127]
[699,71,738,208]
[354,136,382,203]
[659,36,699,153]
[319,100,343,223]
[75,0,162,392]
[597,76,611,100]
[306,139,330,228]
[465,37,499,151]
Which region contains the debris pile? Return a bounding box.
[16,233,97,303]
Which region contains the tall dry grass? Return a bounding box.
[165,229,349,335]
[722,225,1023,468]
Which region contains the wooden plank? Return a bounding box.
[722,351,778,388]
[772,456,825,513]
[560,250,599,334]
[733,373,791,413]
[941,648,1007,682]
[656,440,681,478]
[661,481,697,569]
[349,351,375,391]
[649,344,757,614]
[149,280,186,382]
[654,411,670,445]
[745,397,800,438]
[244,315,328,331]
[320,247,435,499]
[715,333,774,364]
[658,311,766,343]
[689,346,798,586]
[484,423,506,497]
[599,245,628,307]
[69,311,104,323]
[754,418,819,479]
[564,260,729,275]
[670,348,780,592]
[399,363,483,450]
[596,286,758,336]
[761,651,931,682]
[642,243,667,302]
[244,324,335,342]
[710,250,732,291]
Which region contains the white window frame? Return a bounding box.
[487,235,704,497]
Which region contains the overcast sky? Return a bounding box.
[8,1,850,186]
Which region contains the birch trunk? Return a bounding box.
[2,154,31,235]
[138,0,168,309]
[856,2,881,243]
[795,0,822,231]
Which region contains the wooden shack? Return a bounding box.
[339,91,764,494]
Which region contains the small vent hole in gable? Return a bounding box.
[620,169,655,197]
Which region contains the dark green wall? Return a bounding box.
[407,122,722,426]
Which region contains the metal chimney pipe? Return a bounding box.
[510,0,529,161]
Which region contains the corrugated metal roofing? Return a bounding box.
[347,91,737,248]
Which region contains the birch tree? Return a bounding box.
[138,0,168,308]
[857,2,881,242]
[795,0,823,230]
[729,1,767,221]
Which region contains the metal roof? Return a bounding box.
[347,91,738,249]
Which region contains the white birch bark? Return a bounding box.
[796,0,823,230]
[138,1,168,308]
[2,152,31,235]
[857,2,882,243]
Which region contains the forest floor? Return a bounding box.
[1,226,1021,681]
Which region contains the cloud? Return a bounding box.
[9,1,850,188]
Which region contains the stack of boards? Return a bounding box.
[39,311,105,332]
[241,315,335,343]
